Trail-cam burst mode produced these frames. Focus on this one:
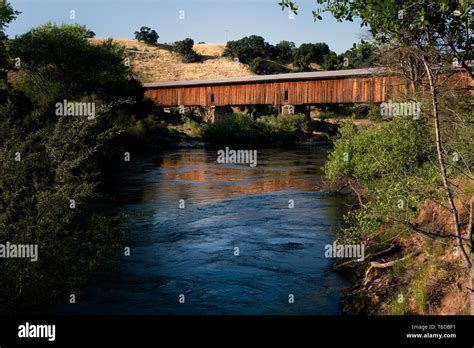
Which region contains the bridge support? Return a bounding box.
[208,106,233,123]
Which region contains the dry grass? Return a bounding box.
[89,38,253,83]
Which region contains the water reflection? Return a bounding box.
[68,147,349,315]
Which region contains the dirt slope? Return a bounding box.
[89,38,253,83]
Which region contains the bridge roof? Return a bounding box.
[143,67,386,89]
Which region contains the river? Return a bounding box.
[68,147,350,315]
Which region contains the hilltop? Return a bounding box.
[89,38,253,83]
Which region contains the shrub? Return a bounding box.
[352,104,372,119]
[250,57,289,75]
[257,114,309,143]
[183,117,204,138]
[203,113,310,147]
[172,38,201,63]
[324,117,432,182]
[203,113,266,147]
[319,112,337,120]
[368,105,383,122]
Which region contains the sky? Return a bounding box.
[6,0,368,54]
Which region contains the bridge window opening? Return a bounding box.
[284,90,288,101]
[210,93,215,103]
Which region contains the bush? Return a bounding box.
[249,57,289,75]
[183,117,204,138]
[172,38,201,63]
[203,113,265,147]
[324,117,432,181]
[203,113,310,147]
[0,22,169,313]
[352,104,372,119]
[125,115,180,150]
[368,105,383,122]
[319,112,337,120]
[257,114,309,143]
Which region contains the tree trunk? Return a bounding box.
[421,56,471,267]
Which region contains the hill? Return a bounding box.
[89,38,253,83]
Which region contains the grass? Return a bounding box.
[183,117,204,138]
[89,38,253,82]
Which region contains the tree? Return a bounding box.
[280,1,473,270]
[223,35,274,64]
[340,40,376,69]
[249,57,290,75]
[172,38,201,63]
[0,1,18,101]
[275,40,295,63]
[134,26,159,45]
[321,51,341,70]
[84,29,96,38]
[0,21,150,313]
[293,43,331,64]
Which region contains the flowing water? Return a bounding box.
[69,147,350,315]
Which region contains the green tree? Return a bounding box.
[321,51,341,70]
[134,26,159,45]
[340,40,376,69]
[280,0,473,269]
[84,29,96,38]
[0,22,155,313]
[223,35,274,64]
[275,40,295,63]
[292,42,331,70]
[0,0,18,101]
[249,57,290,75]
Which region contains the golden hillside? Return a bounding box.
[89,38,253,83]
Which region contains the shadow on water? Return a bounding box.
[65,147,351,315]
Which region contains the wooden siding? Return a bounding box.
[144,71,470,107]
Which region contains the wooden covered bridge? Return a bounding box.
[143,68,470,121]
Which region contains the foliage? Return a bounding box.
[9,23,136,111]
[84,29,96,38]
[172,38,201,63]
[223,35,275,64]
[203,113,266,147]
[183,117,204,138]
[324,118,431,181]
[257,114,309,143]
[250,57,290,75]
[0,20,173,313]
[275,40,295,63]
[321,52,340,70]
[134,26,159,45]
[340,41,375,69]
[292,42,330,70]
[125,115,180,150]
[203,113,310,147]
[0,1,18,100]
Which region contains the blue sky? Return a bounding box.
[6,0,367,54]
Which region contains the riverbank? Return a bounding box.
[335,196,470,315]
[323,117,472,315]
